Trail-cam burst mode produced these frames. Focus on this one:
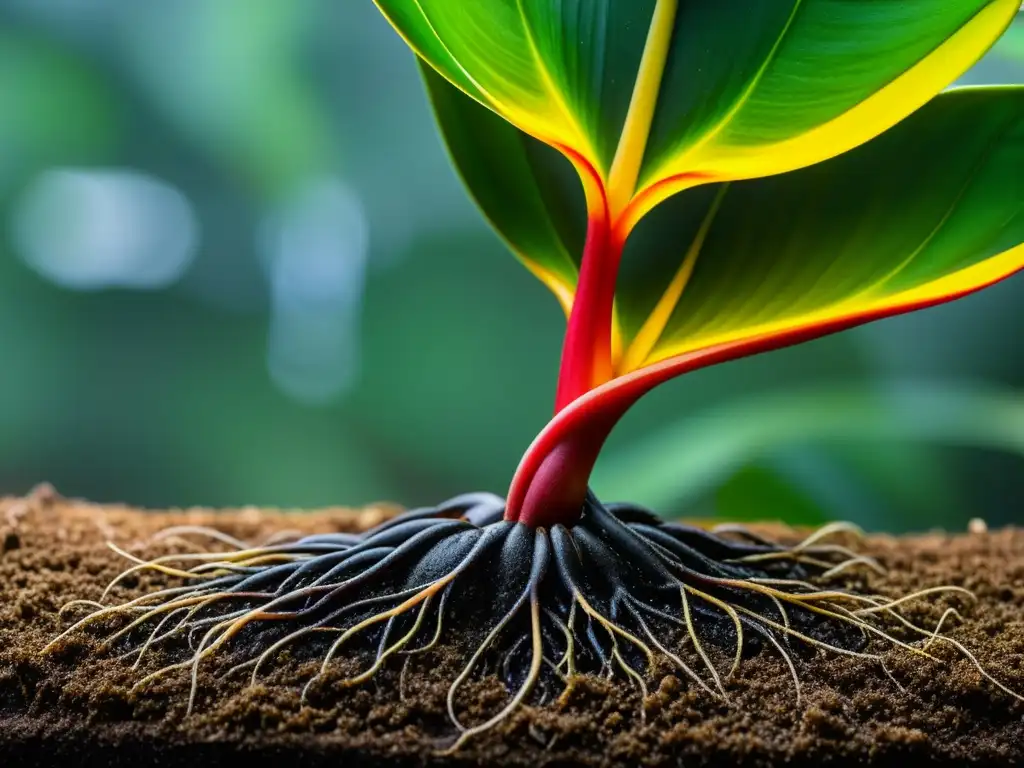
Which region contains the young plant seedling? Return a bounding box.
[49,0,1024,751]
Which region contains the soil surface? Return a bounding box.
[1,484,1023,767]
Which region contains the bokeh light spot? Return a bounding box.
[259,177,370,405]
[11,167,199,291]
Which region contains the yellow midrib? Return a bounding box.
[605,0,678,224]
[619,184,729,373]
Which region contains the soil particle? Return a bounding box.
[1,485,1022,767]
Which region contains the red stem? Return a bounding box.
[505,380,632,528]
[505,173,625,526]
[553,209,623,413]
[504,409,622,528]
[506,344,672,527]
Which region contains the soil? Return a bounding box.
[1,484,1022,768]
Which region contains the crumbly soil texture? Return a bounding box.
[1,485,1023,768]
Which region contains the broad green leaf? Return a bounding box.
[376,0,1017,228]
[593,383,1024,517]
[635,0,1021,218]
[614,87,1024,374]
[421,63,585,316]
[375,0,655,176]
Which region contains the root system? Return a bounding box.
[44,491,1023,752]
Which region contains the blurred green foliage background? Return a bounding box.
[0,3,1022,533]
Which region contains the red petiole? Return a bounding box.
[553,210,622,413]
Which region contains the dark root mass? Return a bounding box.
[46,492,1023,751]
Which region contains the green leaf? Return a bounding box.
[593,383,1024,515]
[421,63,585,316]
[378,0,1017,227]
[639,1,1020,203]
[375,0,655,172]
[614,87,1024,375]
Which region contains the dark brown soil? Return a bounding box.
[1,484,1023,767]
